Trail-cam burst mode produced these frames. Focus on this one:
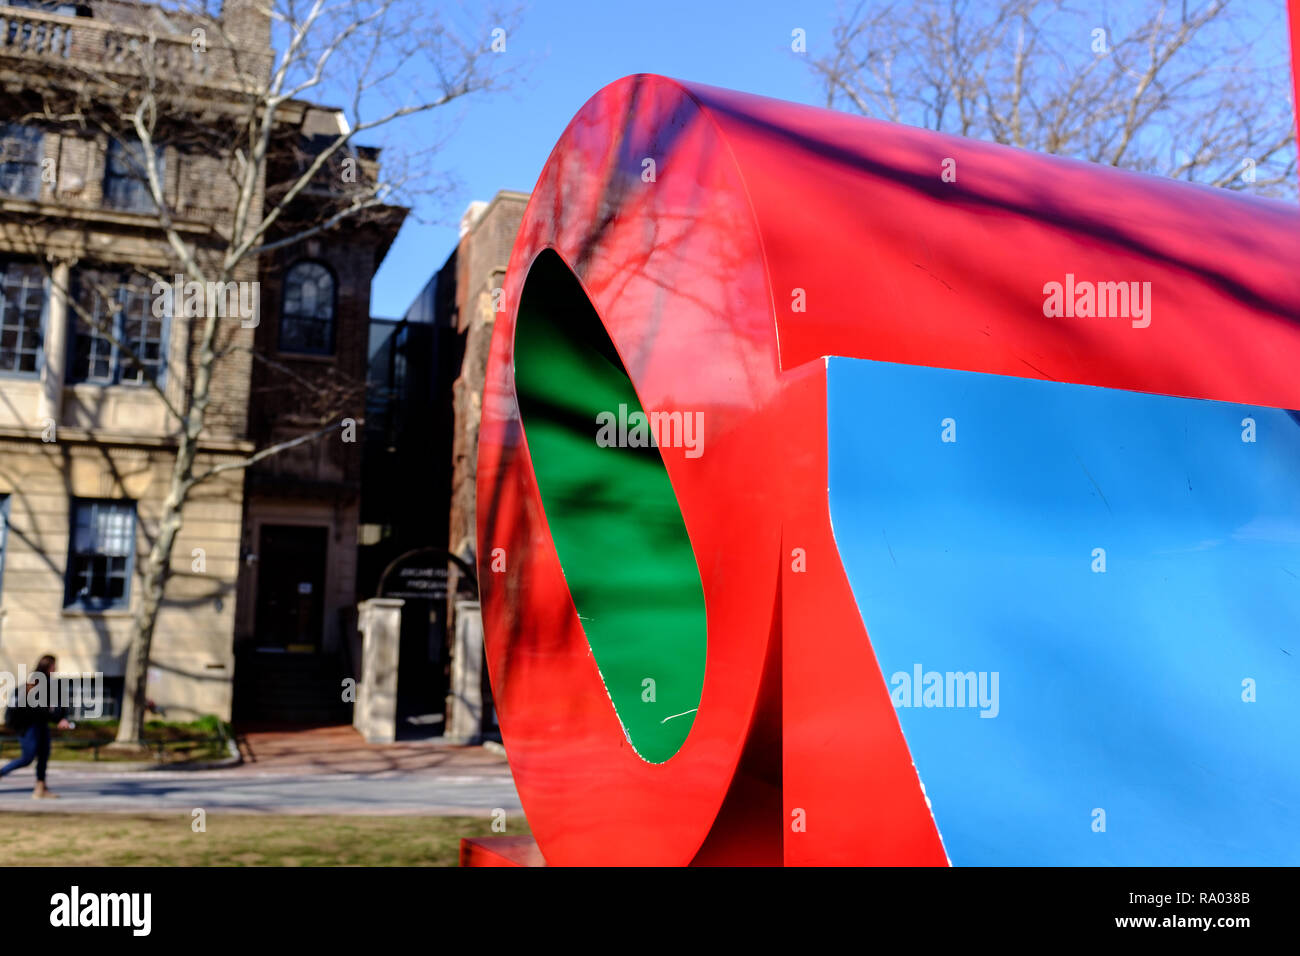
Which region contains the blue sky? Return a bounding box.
[367,0,836,317]
[361,0,1296,317]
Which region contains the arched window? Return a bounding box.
[279,261,335,354]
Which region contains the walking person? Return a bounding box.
[0,655,72,798]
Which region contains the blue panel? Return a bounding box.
[827,356,1300,866]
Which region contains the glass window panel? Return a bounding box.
[0,123,42,199]
[102,139,163,214]
[0,261,45,374]
[69,268,166,385]
[66,500,135,609]
[279,261,335,355]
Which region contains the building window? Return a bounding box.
[69,269,166,386]
[102,138,162,214]
[0,123,43,199]
[279,261,335,355]
[64,499,135,611]
[0,261,45,375]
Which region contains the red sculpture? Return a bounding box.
[471,74,1300,866]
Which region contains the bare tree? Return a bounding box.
[6,0,521,746]
[810,0,1297,196]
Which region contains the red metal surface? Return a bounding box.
[477,74,1300,866]
[698,81,1300,405]
[459,836,546,868]
[1292,0,1300,172]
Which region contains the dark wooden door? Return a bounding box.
[254,525,327,651]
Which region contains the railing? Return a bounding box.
[0,732,228,763]
[102,29,212,79]
[0,6,269,90]
[0,10,72,59]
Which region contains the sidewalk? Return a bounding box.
[231,724,509,775]
[0,724,521,816]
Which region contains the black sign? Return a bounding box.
[378,547,477,602]
[387,565,449,601]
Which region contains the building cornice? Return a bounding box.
[0,425,255,457]
[0,197,217,237]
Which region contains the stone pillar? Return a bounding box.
[38,258,71,428]
[354,598,403,744]
[445,599,483,744]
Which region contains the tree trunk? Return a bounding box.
[114,312,220,746]
[113,433,197,745]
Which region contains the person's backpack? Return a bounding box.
[2,691,32,734]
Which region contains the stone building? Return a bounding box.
[445,191,529,592]
[0,0,401,723]
[441,192,525,739]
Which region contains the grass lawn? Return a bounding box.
[5,813,523,866]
